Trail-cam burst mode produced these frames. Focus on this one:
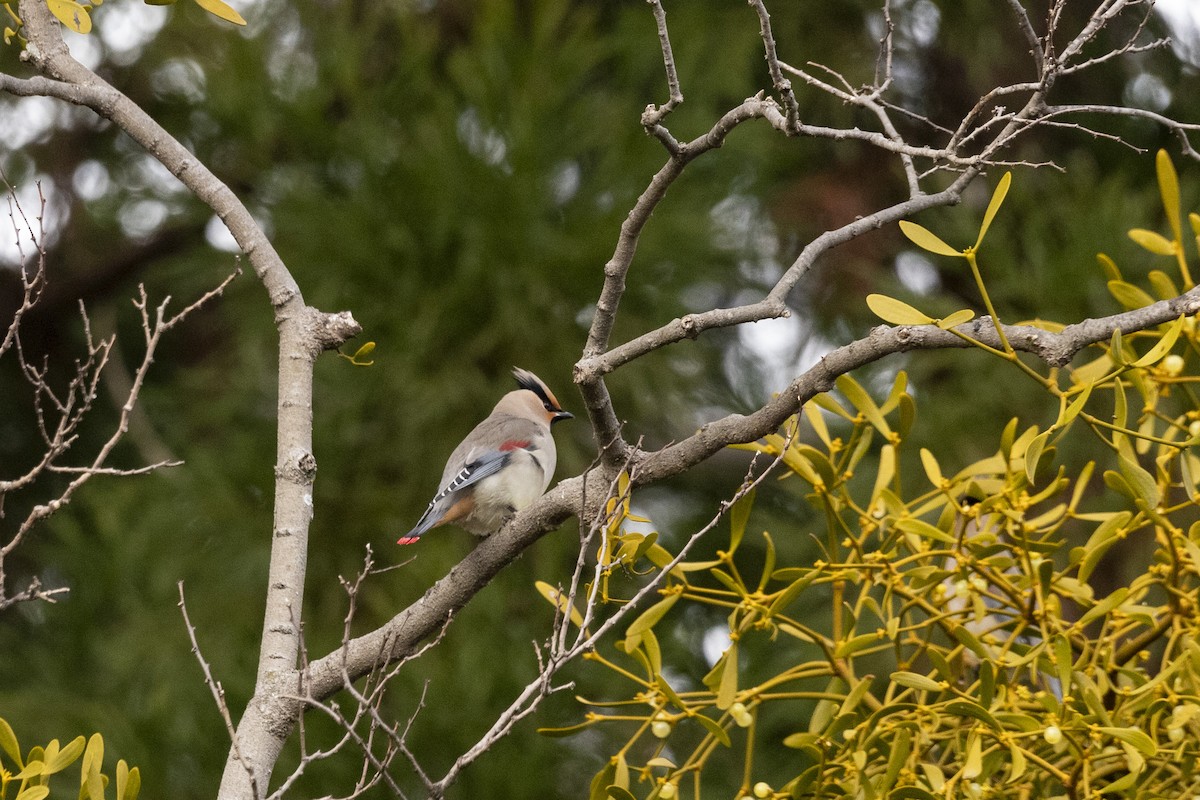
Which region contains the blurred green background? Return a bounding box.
[0,0,1196,796]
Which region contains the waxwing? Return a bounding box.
[399,368,573,544]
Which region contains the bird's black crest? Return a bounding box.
[512,367,562,410]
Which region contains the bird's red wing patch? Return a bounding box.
[499,439,531,451]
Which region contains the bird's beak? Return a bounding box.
[552,410,574,424]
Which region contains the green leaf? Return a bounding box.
[1118,454,1159,508]
[757,531,776,593]
[693,713,732,747]
[1157,149,1182,244]
[899,220,961,257]
[605,788,636,800]
[883,728,912,790]
[192,0,247,24]
[1097,726,1157,756]
[768,571,818,616]
[1128,228,1176,256]
[626,594,679,640]
[1099,771,1139,794]
[15,788,50,800]
[729,488,754,554]
[0,716,22,767]
[1078,512,1131,582]
[1053,634,1074,698]
[890,671,943,693]
[656,676,687,713]
[1077,587,1130,628]
[589,761,617,800]
[894,517,956,544]
[888,789,939,800]
[866,294,933,326]
[975,171,1012,248]
[538,720,598,737]
[946,700,1001,731]
[835,632,883,658]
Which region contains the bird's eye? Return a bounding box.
[544,402,555,412]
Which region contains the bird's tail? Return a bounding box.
[398,503,438,545]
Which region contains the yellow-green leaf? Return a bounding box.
[1129,228,1176,256]
[729,488,754,554]
[693,713,732,747]
[612,753,630,790]
[866,293,932,326]
[1098,726,1157,756]
[192,0,246,25]
[891,671,943,693]
[46,736,83,774]
[46,0,91,32]
[1024,430,1051,484]
[1077,587,1129,628]
[937,308,975,329]
[340,341,376,366]
[899,220,961,258]
[803,403,831,447]
[836,374,892,438]
[0,717,22,767]
[15,788,49,800]
[82,733,104,800]
[961,731,983,779]
[1148,269,1179,300]
[1007,744,1027,783]
[920,448,944,487]
[626,593,679,638]
[1132,315,1184,367]
[1107,279,1156,310]
[1097,252,1121,281]
[894,517,956,544]
[975,171,1012,248]
[716,642,738,709]
[1059,381,1093,428]
[1078,511,1131,583]
[1157,149,1182,243]
[538,720,599,738]
[1118,454,1159,508]
[534,581,584,627]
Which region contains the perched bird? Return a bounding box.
[398,368,573,545]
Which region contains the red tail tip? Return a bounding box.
[397,535,421,545]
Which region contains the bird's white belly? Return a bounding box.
[464,450,551,535]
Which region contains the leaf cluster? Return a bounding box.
[544,154,1200,799]
[0,718,139,800]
